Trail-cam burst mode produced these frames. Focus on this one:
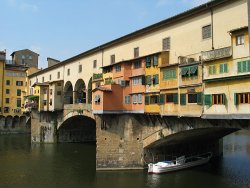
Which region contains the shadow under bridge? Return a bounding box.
[57,115,96,143]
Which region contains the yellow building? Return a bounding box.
[144,52,161,114]
[0,51,5,114]
[203,27,250,119]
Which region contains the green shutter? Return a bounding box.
[142,76,146,85]
[219,64,223,73]
[225,64,228,73]
[247,60,250,72]
[146,56,151,68]
[172,69,176,78]
[153,55,158,66]
[238,62,242,73]
[173,93,178,104]
[213,65,216,74]
[222,93,226,105]
[145,96,150,105]
[180,94,186,105]
[159,94,165,104]
[204,94,212,106]
[242,61,247,72]
[234,93,238,105]
[197,92,203,105]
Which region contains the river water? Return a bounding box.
[0,130,249,188]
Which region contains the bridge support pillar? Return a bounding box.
[96,114,144,170]
[31,111,59,143]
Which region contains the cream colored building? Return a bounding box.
[28,0,249,118]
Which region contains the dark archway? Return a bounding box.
[58,115,96,143]
[74,79,86,104]
[88,77,92,104]
[64,81,73,104]
[12,116,19,128]
[5,116,12,129]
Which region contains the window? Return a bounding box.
[28,55,32,60]
[138,94,143,104]
[42,77,44,82]
[132,95,138,104]
[132,77,142,85]
[49,99,52,106]
[16,81,23,86]
[152,74,159,85]
[238,60,250,73]
[111,55,115,64]
[163,37,170,50]
[133,61,141,69]
[4,107,9,113]
[146,75,151,85]
[93,60,97,68]
[124,96,131,104]
[16,99,21,107]
[181,65,198,77]
[95,82,100,88]
[212,94,225,105]
[43,100,47,106]
[57,91,61,95]
[94,95,101,104]
[5,98,9,104]
[79,64,82,73]
[17,89,21,96]
[6,89,10,94]
[21,55,25,59]
[6,80,10,85]
[146,56,151,68]
[50,74,52,80]
[115,65,121,72]
[166,93,178,104]
[219,63,228,73]
[236,35,244,46]
[202,24,212,39]
[103,67,112,73]
[134,47,139,58]
[67,68,70,76]
[209,65,216,75]
[235,93,250,104]
[150,95,158,104]
[153,55,158,66]
[57,72,60,79]
[166,94,174,103]
[163,69,176,80]
[50,89,53,95]
[188,93,198,103]
[43,88,47,94]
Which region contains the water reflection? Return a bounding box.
[0,130,249,188]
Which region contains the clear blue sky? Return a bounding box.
[1,0,209,68]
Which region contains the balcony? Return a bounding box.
[93,73,103,80]
[202,47,232,62]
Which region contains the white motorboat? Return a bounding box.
[148,152,212,174]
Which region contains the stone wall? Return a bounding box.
[0,115,30,134]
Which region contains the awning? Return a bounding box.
[189,65,198,74]
[181,67,189,75]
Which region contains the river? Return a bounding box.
[0,130,249,188]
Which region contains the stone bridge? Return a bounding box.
[0,115,30,134]
[31,105,250,170]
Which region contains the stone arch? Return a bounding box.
[74,79,86,104]
[87,77,92,104]
[64,81,73,104]
[0,116,5,129]
[5,116,12,129]
[12,116,20,128]
[57,115,96,143]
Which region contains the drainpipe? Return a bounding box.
[211,8,214,50]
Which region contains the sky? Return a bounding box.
[1,0,210,68]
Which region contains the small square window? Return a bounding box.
[111,55,115,64]
[93,60,97,68]
[79,64,82,73]
[6,80,10,85]
[163,37,170,50]
[202,25,212,39]
[57,72,60,79]
[134,47,139,58]
[236,35,244,46]
[49,74,52,80]
[67,69,70,76]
